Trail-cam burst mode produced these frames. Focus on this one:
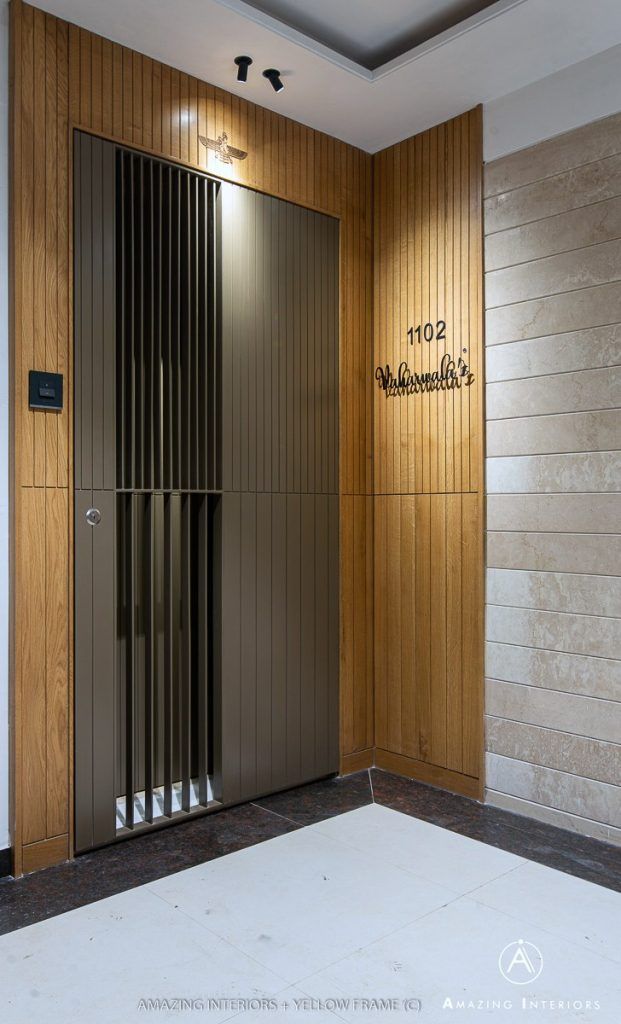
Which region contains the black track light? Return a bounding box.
[234,55,253,83]
[262,68,284,93]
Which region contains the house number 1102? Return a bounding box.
[408,320,446,344]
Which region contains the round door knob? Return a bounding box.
[86,507,101,526]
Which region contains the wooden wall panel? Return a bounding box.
[11,0,486,870]
[372,109,485,797]
[10,0,373,872]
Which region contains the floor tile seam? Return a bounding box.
[249,802,309,828]
[304,821,478,901]
[0,878,167,941]
[289,892,465,990]
[149,876,463,1001]
[309,814,530,892]
[219,981,318,1024]
[455,860,528,900]
[290,986,350,1024]
[146,887,295,988]
[144,825,397,901]
[372,791,621,873]
[368,769,375,803]
[464,887,621,969]
[333,802,539,852]
[304,826,484,897]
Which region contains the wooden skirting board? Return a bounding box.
[341,749,483,802]
[21,834,69,875]
[339,748,375,775]
[374,750,483,801]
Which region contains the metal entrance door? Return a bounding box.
[74,132,339,852]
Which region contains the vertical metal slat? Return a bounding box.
[144,158,154,491]
[80,132,93,491]
[162,166,172,491]
[175,170,182,489]
[128,155,137,490]
[144,495,155,823]
[74,134,83,491]
[198,178,207,491]
[181,495,192,811]
[213,183,222,491]
[192,175,200,490]
[163,493,174,816]
[154,163,163,490]
[124,495,135,828]
[91,137,104,492]
[136,157,144,490]
[198,496,210,804]
[182,172,191,489]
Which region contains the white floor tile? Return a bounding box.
[2,805,620,1024]
[311,803,525,894]
[0,886,287,1024]
[471,859,621,965]
[149,826,456,984]
[223,986,343,1024]
[298,896,621,1023]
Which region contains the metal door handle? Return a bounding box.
[86,507,102,526]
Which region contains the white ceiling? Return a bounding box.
[240,0,498,69]
[34,0,621,152]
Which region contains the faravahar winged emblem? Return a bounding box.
[199,132,248,164]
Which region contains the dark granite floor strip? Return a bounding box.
[254,768,373,826]
[371,768,621,894]
[0,801,300,936]
[1,766,619,938]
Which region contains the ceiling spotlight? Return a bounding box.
[234,55,253,83]
[262,68,284,93]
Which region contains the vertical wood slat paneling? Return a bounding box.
[33,8,46,487]
[12,0,372,871]
[372,108,484,797]
[44,14,58,488]
[20,487,47,843]
[373,112,483,495]
[20,3,34,487]
[12,3,74,865]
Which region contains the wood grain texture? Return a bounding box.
[10,0,373,873]
[340,748,373,774]
[372,109,485,796]
[22,833,69,874]
[375,748,482,799]
[11,3,486,869]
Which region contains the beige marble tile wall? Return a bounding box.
[483,111,621,845]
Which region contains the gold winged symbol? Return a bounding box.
[199,132,248,164]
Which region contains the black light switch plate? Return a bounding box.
[29,370,63,411]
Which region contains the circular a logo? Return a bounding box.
[498,939,543,985]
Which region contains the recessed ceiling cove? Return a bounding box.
[241,0,499,70]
